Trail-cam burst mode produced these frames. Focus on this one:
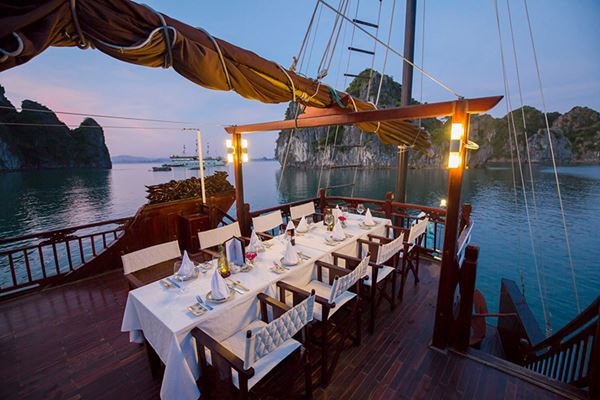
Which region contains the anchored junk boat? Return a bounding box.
[0,0,597,399]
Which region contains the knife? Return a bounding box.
[166,277,181,289]
[229,279,250,291]
[227,284,244,294]
[160,279,174,288]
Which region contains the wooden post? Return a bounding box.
[231,129,247,234]
[454,244,479,352]
[318,188,327,216]
[384,192,394,220]
[432,100,469,350]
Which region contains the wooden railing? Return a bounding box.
[247,190,447,257]
[524,297,599,395]
[0,217,132,295]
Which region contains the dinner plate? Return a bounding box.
[359,221,378,229]
[280,257,299,266]
[270,266,287,274]
[206,289,234,303]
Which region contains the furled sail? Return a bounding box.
[0,0,431,152]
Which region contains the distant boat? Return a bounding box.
[168,144,225,168]
[152,166,172,172]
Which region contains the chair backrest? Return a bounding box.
[198,222,241,250]
[289,201,315,220]
[252,210,283,233]
[375,232,405,265]
[243,294,315,370]
[328,255,369,303]
[408,217,429,244]
[121,240,181,274]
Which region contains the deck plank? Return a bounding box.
[0,261,566,399]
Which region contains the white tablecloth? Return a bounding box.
[121,212,388,400]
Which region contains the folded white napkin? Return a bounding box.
[177,250,195,277]
[332,207,342,220]
[282,239,299,265]
[247,229,262,252]
[296,216,309,233]
[332,220,345,241]
[226,237,244,266]
[285,220,295,232]
[364,208,375,226]
[210,268,229,299]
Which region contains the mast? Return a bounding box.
[396,0,417,202]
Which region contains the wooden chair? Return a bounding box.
[251,210,285,239]
[333,233,404,333]
[385,217,429,301]
[121,239,181,276]
[289,201,319,222]
[192,292,315,400]
[277,255,369,386]
[197,222,245,260]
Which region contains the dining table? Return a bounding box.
[120,212,390,400]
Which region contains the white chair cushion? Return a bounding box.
[285,280,356,321]
[121,240,180,274]
[363,265,395,287]
[207,320,301,390]
[375,233,404,265]
[290,202,316,220]
[252,211,283,233]
[198,222,241,250]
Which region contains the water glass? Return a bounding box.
[306,215,314,225]
[357,203,365,215]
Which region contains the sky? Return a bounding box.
[1,0,598,159]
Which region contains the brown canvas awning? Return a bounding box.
[0,0,432,153]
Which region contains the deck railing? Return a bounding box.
[0,217,132,295]
[248,191,447,257]
[524,296,599,394]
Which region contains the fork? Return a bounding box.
[196,295,213,311]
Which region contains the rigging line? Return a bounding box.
[324,0,351,76]
[301,3,324,74]
[494,0,551,336]
[343,0,361,89]
[317,126,332,195]
[318,0,462,98]
[417,0,426,129]
[0,122,193,130]
[293,1,321,71]
[523,0,580,313]
[325,125,341,191]
[317,0,347,77]
[505,0,546,304]
[365,0,383,100]
[0,105,195,124]
[352,0,383,197]
[375,0,397,106]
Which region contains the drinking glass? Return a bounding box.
[341,205,349,214]
[173,260,182,279]
[306,215,314,225]
[357,203,365,215]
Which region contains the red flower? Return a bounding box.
[338,216,347,221]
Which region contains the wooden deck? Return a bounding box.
[0,260,566,399]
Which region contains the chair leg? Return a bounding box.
[398,266,407,302]
[355,297,362,346]
[391,273,397,310]
[321,321,329,387]
[414,251,420,284]
[302,348,313,400]
[369,285,377,334]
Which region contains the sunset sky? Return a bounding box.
[1,0,598,159]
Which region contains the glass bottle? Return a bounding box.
[217,244,230,278]
[325,209,335,231]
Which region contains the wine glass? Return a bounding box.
[357,203,365,215]
[341,205,349,216]
[324,212,334,228]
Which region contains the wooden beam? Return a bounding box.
[224,96,502,134]
[432,99,469,350]
[231,130,246,233]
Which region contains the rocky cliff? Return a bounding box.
[275,70,600,169]
[0,85,111,171]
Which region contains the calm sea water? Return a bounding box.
[1,161,598,333]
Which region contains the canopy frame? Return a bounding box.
[225,95,502,351]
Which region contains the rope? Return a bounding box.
[0,32,24,63]
[318,0,461,98]
[505,0,545,306]
[375,0,397,106]
[69,0,90,49]
[342,0,361,89]
[494,0,551,336]
[0,105,193,124]
[523,0,580,313]
[317,0,348,79]
[195,27,232,90]
[301,4,323,74]
[276,64,301,191]
[292,1,321,72]
[316,126,332,195]
[0,122,193,130]
[417,0,426,129]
